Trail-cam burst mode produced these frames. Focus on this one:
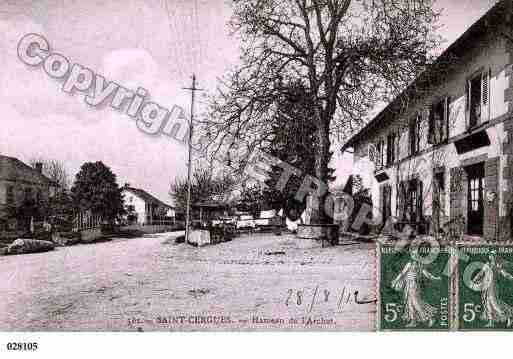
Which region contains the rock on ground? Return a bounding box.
[6,238,55,255]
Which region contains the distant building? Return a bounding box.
[121,184,175,225]
[0,155,57,231]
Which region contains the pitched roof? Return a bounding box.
[340,0,510,152]
[0,155,56,185]
[122,186,174,209]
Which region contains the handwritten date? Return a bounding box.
[285,286,376,312]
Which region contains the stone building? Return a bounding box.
[341,1,513,241]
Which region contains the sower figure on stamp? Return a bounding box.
[470,251,513,328]
[391,259,441,328]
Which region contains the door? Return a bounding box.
[467,163,484,235]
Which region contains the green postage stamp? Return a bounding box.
[458,246,513,330]
[379,245,451,331]
[378,244,513,331]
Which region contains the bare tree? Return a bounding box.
[169,166,236,214]
[30,158,70,192]
[202,0,441,223]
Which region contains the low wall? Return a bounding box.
[81,228,103,243]
[120,224,177,234]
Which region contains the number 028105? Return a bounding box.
[6,342,38,351]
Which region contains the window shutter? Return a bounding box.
[417,180,423,221]
[376,140,381,167]
[481,69,490,123]
[394,133,400,162]
[397,182,405,220]
[386,135,391,166]
[382,137,387,167]
[389,186,393,219]
[395,132,400,163]
[443,97,450,141]
[399,128,406,160]
[409,119,416,156]
[428,105,435,144]
[386,185,392,220]
[433,175,440,231]
[379,186,384,224]
[368,143,378,166]
[408,122,412,156]
[384,186,388,220]
[465,80,470,129]
[417,115,422,152]
[378,139,383,168]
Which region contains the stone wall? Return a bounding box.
[80,228,103,243]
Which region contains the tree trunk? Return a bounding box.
[311,111,331,224]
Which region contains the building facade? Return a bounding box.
[0,155,56,231]
[342,1,513,241]
[121,185,174,225]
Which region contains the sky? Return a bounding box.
[0,0,500,203]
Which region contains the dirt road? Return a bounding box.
[0,232,376,331]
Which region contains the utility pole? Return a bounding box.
[183,74,203,244]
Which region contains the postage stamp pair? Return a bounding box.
[378,244,513,330]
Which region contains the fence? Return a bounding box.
[72,212,102,232]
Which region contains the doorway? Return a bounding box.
[466,163,484,236]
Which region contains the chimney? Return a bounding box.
[35,162,43,174]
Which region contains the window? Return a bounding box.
[386,133,396,166]
[467,69,490,128]
[409,181,418,220]
[24,187,33,201]
[469,178,482,211]
[428,98,450,144]
[36,189,42,203]
[407,179,423,222]
[6,186,14,204]
[434,171,445,191]
[409,116,421,155]
[376,138,385,169]
[466,163,485,236]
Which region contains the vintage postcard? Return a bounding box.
[1,0,513,342]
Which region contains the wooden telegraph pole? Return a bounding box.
[183,74,203,244]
